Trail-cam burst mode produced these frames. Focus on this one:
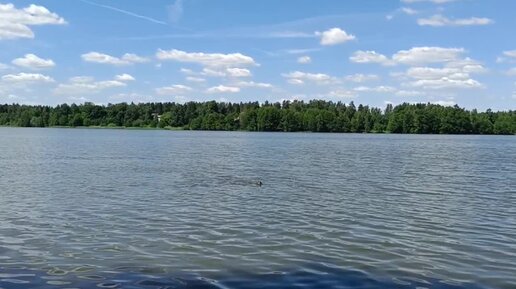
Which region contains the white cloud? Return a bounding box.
[350,50,394,66]
[187,67,252,78]
[200,68,225,77]
[401,55,485,90]
[226,67,251,77]
[2,72,54,83]
[206,85,240,93]
[234,81,273,88]
[115,73,135,81]
[352,47,468,66]
[156,49,256,67]
[287,79,304,85]
[0,3,66,40]
[497,51,516,64]
[109,93,155,104]
[155,84,192,95]
[344,73,379,82]
[55,77,126,95]
[392,47,464,65]
[418,14,493,27]
[395,90,425,97]
[401,7,418,15]
[408,78,482,89]
[433,100,456,106]
[445,58,487,73]
[282,71,336,85]
[121,53,149,63]
[316,27,355,46]
[81,52,149,65]
[354,86,396,93]
[69,76,94,83]
[406,67,469,80]
[12,54,55,69]
[297,56,311,64]
[186,76,206,82]
[284,48,321,55]
[503,50,516,58]
[180,68,194,75]
[328,89,356,99]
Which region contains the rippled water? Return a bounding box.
[0,128,515,289]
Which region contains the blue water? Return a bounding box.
[0,128,515,289]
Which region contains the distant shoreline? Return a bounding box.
[1,125,514,136]
[1,100,514,135]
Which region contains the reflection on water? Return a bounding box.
[0,128,515,289]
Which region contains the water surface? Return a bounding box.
[0,128,515,289]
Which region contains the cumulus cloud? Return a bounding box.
[82,52,149,65]
[418,14,493,27]
[353,86,396,93]
[496,50,516,64]
[392,47,465,65]
[115,73,135,81]
[409,78,482,89]
[185,67,253,78]
[297,56,311,64]
[350,50,394,66]
[12,54,55,69]
[400,55,485,90]
[156,49,256,67]
[316,28,355,46]
[54,76,127,95]
[226,67,252,77]
[2,72,54,83]
[350,47,488,90]
[155,84,192,95]
[206,85,240,93]
[406,67,469,80]
[282,71,336,85]
[445,58,487,73]
[234,81,273,89]
[0,3,66,40]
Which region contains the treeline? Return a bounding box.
[0,100,514,134]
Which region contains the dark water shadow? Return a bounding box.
[0,264,491,289]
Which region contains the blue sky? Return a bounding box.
[0,0,515,110]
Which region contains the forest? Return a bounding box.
[0,100,514,134]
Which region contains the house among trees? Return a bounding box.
[151,113,162,123]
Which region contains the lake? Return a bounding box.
[0,128,515,289]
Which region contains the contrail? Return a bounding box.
[78,0,167,25]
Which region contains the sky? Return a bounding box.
[0,0,515,110]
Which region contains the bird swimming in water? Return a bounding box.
[256,180,263,187]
